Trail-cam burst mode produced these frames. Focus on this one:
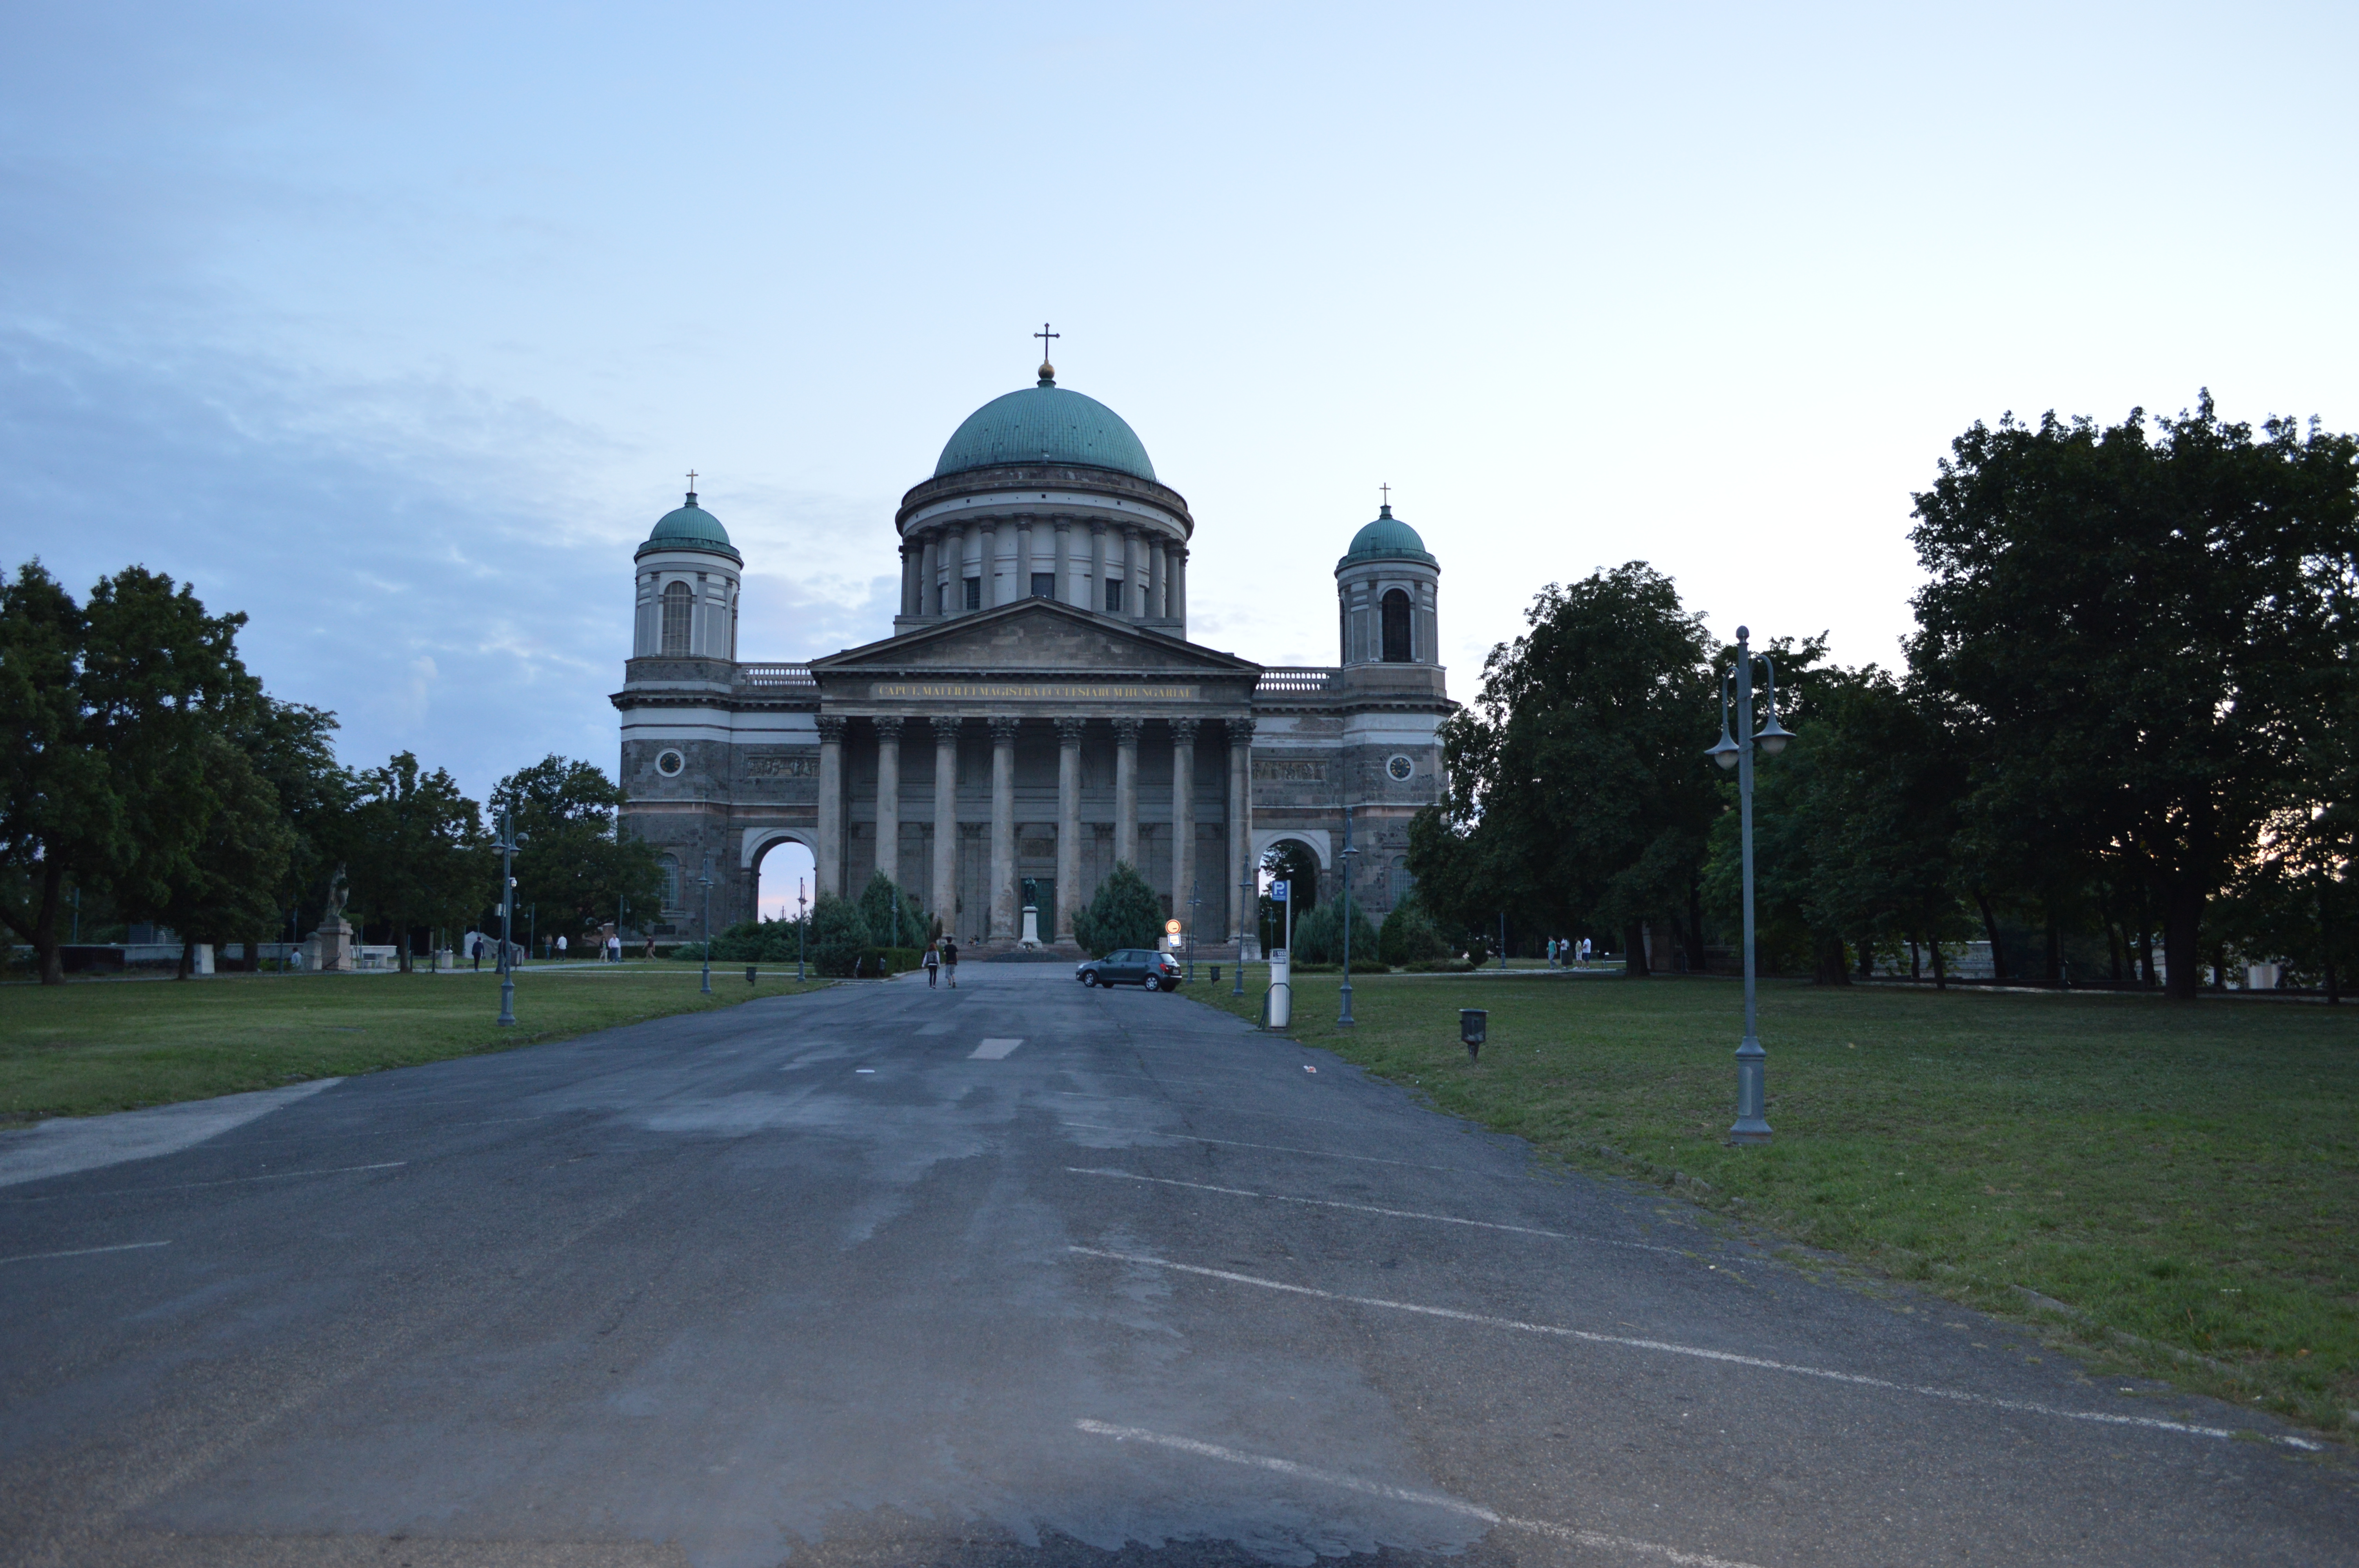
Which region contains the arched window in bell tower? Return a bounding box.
[660,581,694,656]
[1381,588,1413,662]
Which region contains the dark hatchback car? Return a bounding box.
[1076,948,1184,991]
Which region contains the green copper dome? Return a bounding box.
[636,492,742,562]
[1338,504,1436,569]
[935,374,1156,482]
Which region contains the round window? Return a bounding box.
[1386,754,1415,782]
[655,748,686,778]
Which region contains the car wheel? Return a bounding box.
[1141,974,1161,992]
[1082,971,1100,987]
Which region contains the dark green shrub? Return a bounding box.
[1073,862,1163,957]
[807,893,871,976]
[856,871,928,948]
[1290,898,1379,965]
[1378,897,1449,967]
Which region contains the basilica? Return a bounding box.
[612,352,1453,951]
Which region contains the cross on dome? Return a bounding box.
[1034,322,1060,384]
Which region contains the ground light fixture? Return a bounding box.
[1709,625,1792,1145]
[1460,1007,1486,1062]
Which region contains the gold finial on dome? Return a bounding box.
[1034,321,1060,385]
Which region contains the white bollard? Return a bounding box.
[1267,947,1291,1029]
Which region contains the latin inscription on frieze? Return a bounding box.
[870,682,1201,702]
[744,750,819,778]
[1253,759,1327,782]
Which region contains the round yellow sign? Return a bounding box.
[1164,918,1183,935]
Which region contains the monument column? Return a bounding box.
[1228,717,1254,944]
[1055,717,1084,940]
[816,715,847,897]
[988,717,1020,940]
[930,717,961,927]
[1089,521,1107,615]
[873,717,903,891]
[1016,516,1034,599]
[1170,718,1197,921]
[1113,717,1141,868]
[1053,519,1071,604]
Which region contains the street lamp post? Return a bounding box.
[1235,864,1252,996]
[1185,879,1201,983]
[697,859,714,996]
[796,880,808,983]
[1707,624,1794,1146]
[1338,806,1358,1026]
[494,811,518,1027]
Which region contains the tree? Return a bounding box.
[1908,395,2359,1000]
[0,563,251,983]
[151,733,294,978]
[1408,564,1719,975]
[233,698,351,961]
[1073,862,1163,957]
[490,755,665,940]
[346,753,489,971]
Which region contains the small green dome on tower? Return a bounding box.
[934,371,1157,482]
[1339,503,1436,569]
[636,489,742,562]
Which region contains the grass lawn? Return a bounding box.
[0,962,831,1124]
[1193,967,2359,1439]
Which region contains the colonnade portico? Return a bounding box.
[810,711,1254,946]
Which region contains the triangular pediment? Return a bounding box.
[812,599,1260,677]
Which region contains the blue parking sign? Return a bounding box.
[1269,880,1289,902]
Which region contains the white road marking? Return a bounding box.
[1060,1122,1474,1174]
[1,1161,409,1204]
[916,1022,956,1036]
[1074,1420,1763,1567]
[970,1038,1025,1059]
[1065,1167,1685,1254]
[0,1240,171,1266]
[1069,1248,2324,1451]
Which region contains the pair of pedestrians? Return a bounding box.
[923,937,959,989]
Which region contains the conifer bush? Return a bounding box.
[1073,862,1163,957]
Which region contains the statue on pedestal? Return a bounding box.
[302,865,356,973]
[1019,877,1042,951]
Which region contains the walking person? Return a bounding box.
[942,936,959,989]
[556,933,567,961]
[471,934,483,971]
[607,932,621,964]
[923,940,941,989]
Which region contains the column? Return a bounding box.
[1016,517,1034,599]
[1089,521,1107,615]
[1055,717,1083,940]
[1113,717,1141,868]
[1228,717,1254,944]
[1053,519,1070,604]
[873,717,903,890]
[988,717,1019,939]
[1170,718,1197,924]
[899,544,917,617]
[816,715,847,897]
[931,717,960,924]
[920,531,940,617]
[1172,548,1187,628]
[958,523,976,613]
[1120,526,1140,619]
[1147,537,1165,620]
[978,520,1000,610]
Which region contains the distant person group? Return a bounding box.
[1546,937,1593,967]
[922,936,958,989]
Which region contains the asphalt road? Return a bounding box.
[1,965,2349,1567]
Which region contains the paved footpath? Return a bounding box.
[1,966,2349,1567]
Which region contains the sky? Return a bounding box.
[4,0,2354,813]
